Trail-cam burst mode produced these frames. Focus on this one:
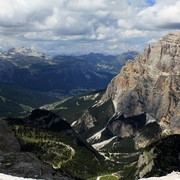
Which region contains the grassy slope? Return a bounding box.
[51,93,141,179]
[5,117,111,179]
[51,91,115,138]
[51,90,104,124]
[0,82,58,117]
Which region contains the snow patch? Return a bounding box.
[87,128,105,143]
[0,173,43,180]
[92,136,117,151]
[81,93,99,101]
[112,88,123,112]
[99,152,110,160]
[71,120,77,127]
[112,99,118,112]
[93,93,100,100]
[139,171,180,180]
[146,113,156,124]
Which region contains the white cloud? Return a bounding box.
[138,0,180,30]
[65,0,106,11]
[0,0,179,54]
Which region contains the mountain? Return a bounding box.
[3,109,115,179]
[1,48,135,116]
[67,32,180,140]
[79,51,138,74]
[49,32,180,179]
[0,119,73,180]
[1,33,179,179]
[0,82,58,117]
[101,32,180,137]
[0,49,137,96]
[49,90,104,124]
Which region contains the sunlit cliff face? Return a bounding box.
[101,33,180,133]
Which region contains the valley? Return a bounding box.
[0,49,136,117]
[0,32,179,180]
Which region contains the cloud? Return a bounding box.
[160,23,180,29]
[137,0,180,30]
[65,0,107,11]
[0,0,179,54]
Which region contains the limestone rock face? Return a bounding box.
[73,110,96,134]
[102,32,180,133]
[107,114,146,138]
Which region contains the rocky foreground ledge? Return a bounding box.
[139,171,180,180]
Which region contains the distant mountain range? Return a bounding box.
[0,48,138,95]
[0,48,137,116]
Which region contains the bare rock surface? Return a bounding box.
[102,32,180,134]
[0,120,73,180]
[73,110,96,134]
[0,120,20,152]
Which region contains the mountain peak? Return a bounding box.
[137,32,180,74]
[8,47,35,54]
[7,47,49,59]
[102,32,180,134]
[161,32,180,43]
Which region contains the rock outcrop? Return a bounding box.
[0,119,73,180]
[107,113,146,138]
[27,109,72,131]
[26,109,82,145]
[0,120,20,153]
[101,32,180,135]
[136,135,180,178]
[72,110,97,134]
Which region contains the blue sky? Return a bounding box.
[0,0,179,55]
[146,0,156,6]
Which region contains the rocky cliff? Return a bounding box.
[101,32,180,136]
